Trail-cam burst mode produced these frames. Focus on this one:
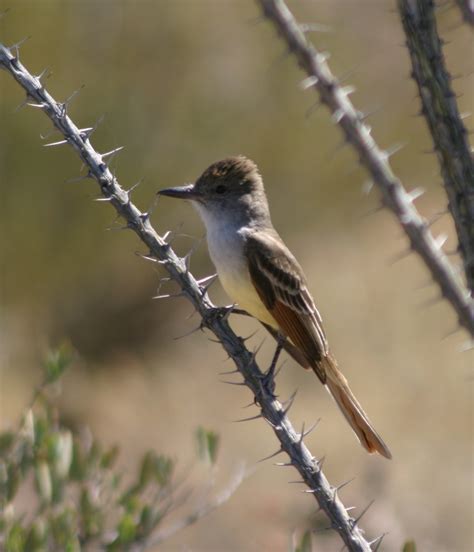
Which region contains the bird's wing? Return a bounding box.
[245,231,328,382]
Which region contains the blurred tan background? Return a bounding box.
[0,1,472,550]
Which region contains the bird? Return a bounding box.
[158,155,391,459]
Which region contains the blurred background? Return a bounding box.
[0,1,472,550]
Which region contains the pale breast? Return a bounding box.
[205,223,277,328]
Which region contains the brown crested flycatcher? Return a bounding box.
[159,156,391,459]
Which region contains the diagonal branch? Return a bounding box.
[257,0,474,337]
[398,0,474,295]
[0,43,374,551]
[456,0,474,25]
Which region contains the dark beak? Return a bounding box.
[157,183,200,201]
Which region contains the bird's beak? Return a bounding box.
[157,183,201,201]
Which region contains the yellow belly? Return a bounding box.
[218,263,278,329]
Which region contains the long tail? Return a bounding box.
[261,324,391,458]
[321,355,392,459]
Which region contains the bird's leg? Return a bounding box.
[261,333,285,393]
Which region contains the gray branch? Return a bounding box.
[0,43,375,552]
[398,0,474,295]
[456,0,474,25]
[257,0,474,337]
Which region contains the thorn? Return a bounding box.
[152,292,184,300]
[426,210,448,227]
[39,126,59,140]
[305,101,322,119]
[370,533,387,551]
[106,222,131,232]
[360,203,384,219]
[299,22,332,33]
[361,179,374,195]
[274,461,293,467]
[219,379,246,386]
[66,172,93,184]
[341,85,356,96]
[44,138,69,148]
[302,419,321,438]
[331,108,345,123]
[316,455,326,470]
[407,187,425,202]
[232,413,262,423]
[182,239,203,271]
[299,76,318,90]
[281,389,298,414]
[101,146,125,161]
[240,329,259,344]
[218,367,240,376]
[434,233,448,249]
[288,480,306,484]
[94,194,113,202]
[388,248,411,265]
[351,499,375,530]
[26,102,46,109]
[246,15,266,26]
[358,105,383,121]
[78,127,94,139]
[125,178,144,200]
[335,476,356,493]
[317,51,330,63]
[418,293,443,309]
[298,422,306,445]
[35,67,50,83]
[84,114,105,139]
[9,36,31,59]
[257,447,283,463]
[14,96,30,112]
[135,252,158,263]
[63,84,85,109]
[140,195,160,225]
[459,339,474,353]
[197,273,219,292]
[385,142,406,158]
[441,325,461,340]
[173,324,203,341]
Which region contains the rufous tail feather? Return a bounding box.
[320,356,392,459]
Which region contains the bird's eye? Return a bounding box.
[215,184,227,194]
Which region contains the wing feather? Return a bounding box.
[245,231,328,382]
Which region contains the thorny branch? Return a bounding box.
[398,0,474,295]
[257,0,474,338]
[0,44,376,551]
[456,0,474,25]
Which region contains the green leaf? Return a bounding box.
[43,344,73,385]
[34,461,52,504]
[117,513,137,544]
[6,522,26,552]
[6,464,20,502]
[0,433,15,457]
[138,451,173,489]
[24,521,47,551]
[295,530,312,552]
[196,427,220,465]
[100,444,119,469]
[402,540,417,552]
